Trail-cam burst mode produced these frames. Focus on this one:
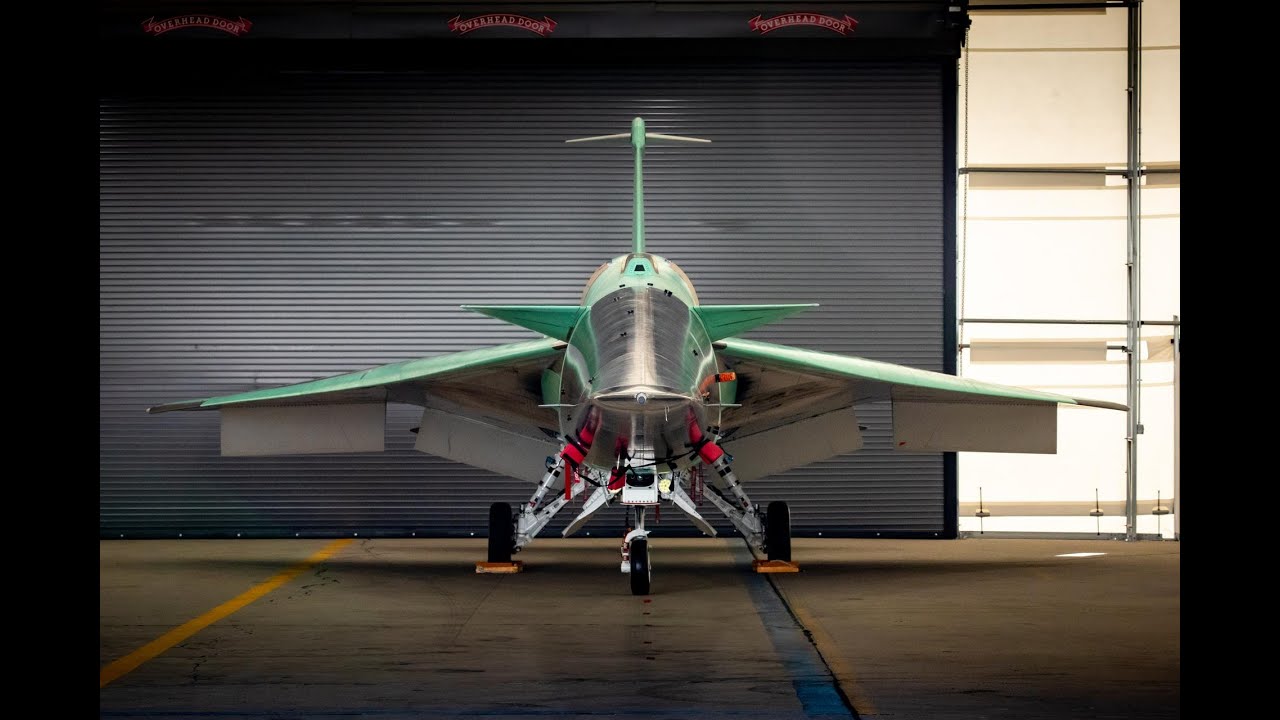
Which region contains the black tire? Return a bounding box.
[629,537,651,595]
[487,502,514,563]
[766,500,792,562]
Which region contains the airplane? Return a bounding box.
[148,117,1127,595]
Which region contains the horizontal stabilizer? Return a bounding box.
[565,132,710,144]
[564,132,630,143]
[694,304,817,342]
[461,305,586,342]
[645,132,711,143]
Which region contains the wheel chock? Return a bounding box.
[753,559,800,573]
[475,561,524,574]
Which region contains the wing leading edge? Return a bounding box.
[147,337,566,414]
[718,337,1126,410]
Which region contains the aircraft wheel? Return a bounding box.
[766,500,792,562]
[629,537,651,595]
[487,502,514,563]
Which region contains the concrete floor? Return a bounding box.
[100,536,1179,719]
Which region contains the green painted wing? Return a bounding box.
[147,337,566,414]
[716,337,1126,427]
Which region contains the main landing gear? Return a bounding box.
[765,500,792,562]
[488,501,515,563]
[484,422,792,593]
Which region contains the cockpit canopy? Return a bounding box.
[580,253,699,306]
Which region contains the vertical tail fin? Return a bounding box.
[565,117,710,255]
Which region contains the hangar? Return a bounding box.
[101,1,1179,718]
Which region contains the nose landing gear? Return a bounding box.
[620,504,653,595]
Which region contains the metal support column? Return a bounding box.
[1124,0,1143,541]
[1173,315,1180,541]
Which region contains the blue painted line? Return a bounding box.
[730,540,859,720]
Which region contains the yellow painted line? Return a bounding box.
[100,538,353,689]
[771,581,880,717]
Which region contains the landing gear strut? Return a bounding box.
[481,410,795,591]
[687,410,791,561]
[508,414,604,555]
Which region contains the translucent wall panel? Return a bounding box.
[1136,119,1179,534]
[968,6,1126,50]
[960,187,1127,320]
[962,8,1128,166]
[1143,0,1181,46]
[1140,188,1180,319]
[957,352,1174,538]
[958,4,1178,537]
[1141,49,1180,162]
[959,360,1127,490]
[1135,354,1176,537]
[1142,0,1181,165]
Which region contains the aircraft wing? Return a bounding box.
[714,338,1126,481]
[147,337,568,481]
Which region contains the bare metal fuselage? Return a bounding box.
[557,253,722,469]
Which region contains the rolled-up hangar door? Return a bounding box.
[100,10,962,539]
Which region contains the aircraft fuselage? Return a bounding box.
[559,252,723,470]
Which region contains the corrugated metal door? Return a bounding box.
[101,59,947,538]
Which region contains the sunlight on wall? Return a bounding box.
[957,1,1179,538]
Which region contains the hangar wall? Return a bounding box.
[100,47,956,538]
[956,0,1180,537]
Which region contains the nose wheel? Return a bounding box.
[629,536,651,595]
[621,506,652,595]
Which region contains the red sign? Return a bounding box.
[448,14,558,36]
[141,15,253,36]
[748,13,859,36]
